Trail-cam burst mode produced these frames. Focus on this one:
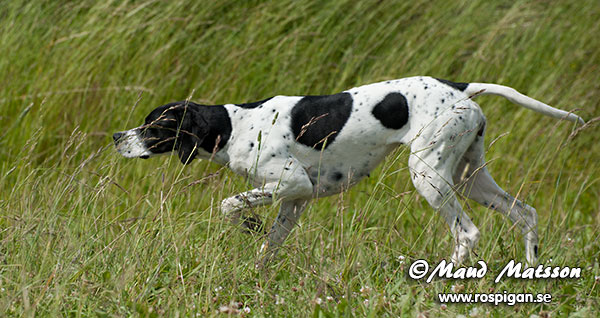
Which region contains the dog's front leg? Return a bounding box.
[257,199,309,268]
[221,157,314,267]
[220,185,276,232]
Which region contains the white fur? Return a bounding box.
[114,129,152,158]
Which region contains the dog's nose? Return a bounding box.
[113,132,125,143]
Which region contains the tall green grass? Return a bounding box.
[0,0,598,316]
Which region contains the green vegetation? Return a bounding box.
[1,0,598,316]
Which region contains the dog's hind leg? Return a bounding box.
[257,199,309,267]
[408,106,484,264]
[409,150,481,264]
[456,134,539,265]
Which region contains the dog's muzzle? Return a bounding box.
[113,129,152,158]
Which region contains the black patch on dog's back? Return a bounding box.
[235,97,274,109]
[434,78,469,92]
[372,93,409,129]
[291,93,353,150]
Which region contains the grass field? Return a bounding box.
[1,0,599,316]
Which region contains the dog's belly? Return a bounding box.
[291,142,397,197]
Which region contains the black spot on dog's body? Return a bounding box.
[331,171,343,181]
[235,97,274,109]
[291,93,353,150]
[434,78,469,92]
[372,92,409,129]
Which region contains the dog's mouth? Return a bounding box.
[113,129,153,158]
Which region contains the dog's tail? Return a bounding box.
[465,83,585,124]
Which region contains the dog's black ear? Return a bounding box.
[175,106,208,165]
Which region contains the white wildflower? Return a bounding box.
[360,286,372,295]
[275,294,285,305]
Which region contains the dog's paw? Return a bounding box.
[241,215,266,234]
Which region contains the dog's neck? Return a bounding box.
[192,104,232,164]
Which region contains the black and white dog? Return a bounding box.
[113,76,583,266]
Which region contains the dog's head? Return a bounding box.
[113,102,208,164]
